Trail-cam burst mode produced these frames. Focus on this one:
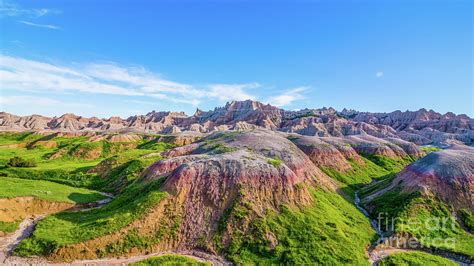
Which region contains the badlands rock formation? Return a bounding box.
[1,100,472,145]
[388,145,473,211]
[52,129,423,260]
[289,134,422,172]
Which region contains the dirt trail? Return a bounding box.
[0,192,232,266]
[68,250,231,266]
[3,248,230,265]
[0,216,43,263]
[368,247,407,265]
[0,193,115,265]
[1,217,231,266]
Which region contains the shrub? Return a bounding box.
[267,157,283,167]
[459,209,474,232]
[7,156,37,168]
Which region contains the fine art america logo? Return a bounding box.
[374,212,457,249]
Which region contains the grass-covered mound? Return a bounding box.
[0,132,176,256]
[7,156,37,167]
[14,179,167,257]
[0,177,104,204]
[362,146,474,258]
[0,133,171,191]
[0,132,44,146]
[378,251,457,266]
[217,187,376,265]
[367,191,474,258]
[289,134,420,197]
[131,255,210,266]
[0,176,105,235]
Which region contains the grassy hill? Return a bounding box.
[0,177,104,204]
[2,131,467,265]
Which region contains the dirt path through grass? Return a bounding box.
[0,192,115,264]
[1,216,230,265]
[0,216,43,263]
[0,192,231,266]
[68,250,231,266]
[368,247,407,265]
[1,217,231,265]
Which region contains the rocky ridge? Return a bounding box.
[1,100,472,145]
[380,145,473,211]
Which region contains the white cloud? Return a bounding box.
[83,63,198,96]
[149,93,201,106]
[0,95,59,106]
[206,83,260,103]
[0,1,59,18]
[376,71,384,78]
[0,54,260,106]
[125,99,157,105]
[0,55,142,96]
[0,96,90,107]
[19,20,59,29]
[267,87,307,107]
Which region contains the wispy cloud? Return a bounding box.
[0,0,60,18]
[1,54,308,109]
[19,20,59,29]
[266,87,307,107]
[0,96,90,108]
[0,54,263,107]
[206,83,260,103]
[9,40,25,47]
[376,71,384,78]
[125,99,158,106]
[0,55,142,96]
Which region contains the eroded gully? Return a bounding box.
[354,191,471,266]
[0,193,231,266]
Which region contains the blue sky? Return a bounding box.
[0,0,472,118]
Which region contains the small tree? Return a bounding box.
[7,156,37,168]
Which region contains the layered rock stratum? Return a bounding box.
[383,145,474,211]
[1,100,472,145]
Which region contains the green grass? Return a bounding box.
[320,158,391,197]
[131,255,211,266]
[14,178,167,256]
[0,133,175,256]
[0,220,21,233]
[0,145,101,172]
[0,132,44,146]
[4,168,104,189]
[219,187,376,265]
[137,139,175,151]
[362,154,416,173]
[367,190,474,258]
[458,209,474,232]
[378,251,457,266]
[420,146,442,153]
[320,155,415,198]
[7,156,37,167]
[358,173,397,198]
[0,177,105,204]
[267,157,283,167]
[0,133,169,192]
